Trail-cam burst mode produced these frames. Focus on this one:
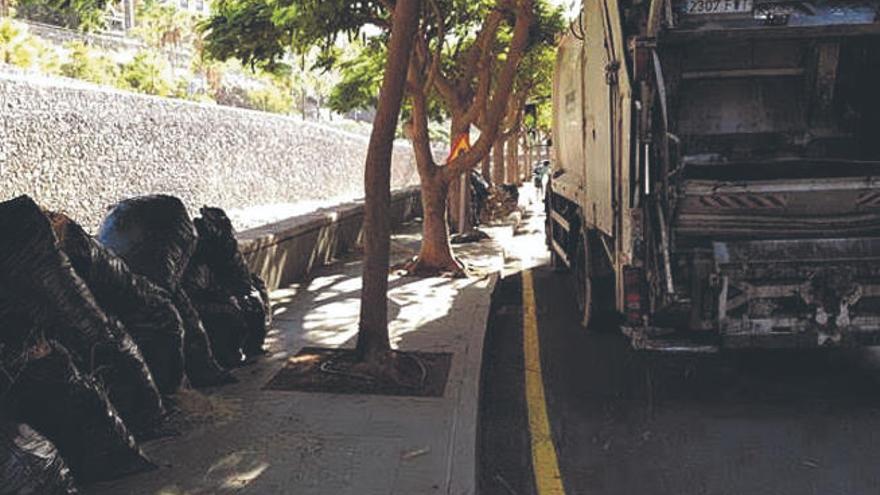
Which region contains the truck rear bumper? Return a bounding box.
[716,237,880,348]
[622,323,880,353]
[624,237,880,353]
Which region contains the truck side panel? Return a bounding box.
[582,0,615,235]
[551,35,586,206]
[604,0,634,309]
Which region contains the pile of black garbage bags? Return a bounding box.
[0,194,271,493]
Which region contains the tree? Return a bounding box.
[132,0,195,51]
[202,1,549,270]
[492,22,559,185]
[200,0,558,368]
[15,0,109,31]
[357,0,421,366]
[400,0,569,272]
[203,0,421,374]
[323,2,561,258]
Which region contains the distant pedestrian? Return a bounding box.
[533,160,550,202]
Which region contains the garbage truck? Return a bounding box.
[546,0,880,351]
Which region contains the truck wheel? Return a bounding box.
[573,231,593,329]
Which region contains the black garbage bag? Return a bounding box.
[183,260,248,368]
[182,260,245,368]
[9,341,155,484]
[171,289,236,386]
[241,274,271,357]
[0,196,165,435]
[0,290,40,390]
[49,212,185,395]
[98,196,232,388]
[0,420,78,495]
[185,207,271,360]
[252,273,272,327]
[191,207,252,293]
[194,297,248,368]
[94,319,167,434]
[97,195,198,292]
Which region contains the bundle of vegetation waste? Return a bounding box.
[0,196,165,437]
[0,420,79,494]
[8,341,156,484]
[0,193,273,489]
[98,195,235,387]
[0,195,165,489]
[183,207,271,367]
[49,212,186,395]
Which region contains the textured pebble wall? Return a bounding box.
[0,71,425,232]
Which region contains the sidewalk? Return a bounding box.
[87,219,509,495]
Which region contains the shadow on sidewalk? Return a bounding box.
[87,219,504,495]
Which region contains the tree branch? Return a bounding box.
[443,0,534,179]
[460,9,503,93]
[423,0,445,92]
[407,56,438,180]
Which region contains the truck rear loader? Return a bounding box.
[547,0,880,351]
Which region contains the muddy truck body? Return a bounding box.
[546,0,880,351]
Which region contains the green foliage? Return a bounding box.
[133,0,195,50]
[199,0,290,72]
[327,41,383,114]
[15,0,108,31]
[200,0,563,129]
[201,0,390,73]
[0,17,59,72]
[246,83,293,114]
[34,38,60,74]
[535,98,552,132]
[0,17,36,67]
[118,50,173,96]
[514,8,562,132]
[60,40,117,84]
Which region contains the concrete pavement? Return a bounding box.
[87,218,510,495]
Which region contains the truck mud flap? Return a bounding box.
[715,237,880,348]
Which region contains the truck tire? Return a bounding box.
[573,230,593,329]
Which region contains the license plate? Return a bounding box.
[685,0,753,15]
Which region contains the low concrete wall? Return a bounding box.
[238,187,421,291]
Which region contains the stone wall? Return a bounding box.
[0,71,428,232]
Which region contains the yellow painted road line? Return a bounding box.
[522,269,567,495]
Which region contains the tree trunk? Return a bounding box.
[506,133,518,185]
[493,139,505,186]
[516,133,525,186]
[414,173,460,271]
[356,0,420,363]
[481,154,491,182]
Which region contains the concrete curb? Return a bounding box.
[447,270,501,495]
[237,187,421,291]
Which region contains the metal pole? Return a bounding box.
[458,172,467,233]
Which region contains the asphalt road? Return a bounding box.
[478,209,880,495]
